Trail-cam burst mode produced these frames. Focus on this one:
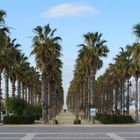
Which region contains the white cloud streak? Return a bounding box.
[41,3,97,18]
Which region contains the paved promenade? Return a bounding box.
[55,111,89,125]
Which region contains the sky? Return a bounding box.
[1,0,140,106]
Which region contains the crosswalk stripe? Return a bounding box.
[20,133,36,140]
[106,133,125,140]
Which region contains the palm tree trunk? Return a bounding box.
[102,88,105,113]
[82,81,86,117]
[110,88,114,115]
[17,80,21,98]
[135,76,138,122]
[4,72,9,99]
[122,81,125,115]
[48,81,51,120]
[42,70,48,123]
[52,86,56,118]
[34,93,37,105]
[126,80,130,115]
[32,89,35,105]
[4,71,9,116]
[11,80,16,97]
[56,93,59,115]
[38,94,41,106]
[80,83,83,112]
[90,71,96,107]
[21,83,25,100]
[84,79,88,119]
[24,86,27,102]
[88,77,91,106]
[120,81,123,115]
[76,91,79,117]
[0,68,2,123]
[50,82,55,119]
[28,87,32,104]
[28,87,30,103]
[115,86,119,115]
[30,88,33,104]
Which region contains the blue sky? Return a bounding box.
[1,0,140,105]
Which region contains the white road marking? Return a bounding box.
[32,138,112,139]
[20,133,36,140]
[0,132,139,140]
[107,133,125,140]
[0,138,21,139]
[0,132,139,134]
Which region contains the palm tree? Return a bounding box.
[9,40,21,97]
[131,23,140,122]
[79,32,109,107]
[50,57,63,117]
[111,47,131,115]
[31,24,63,123]
[0,10,9,121]
[3,39,19,99]
[129,43,140,122]
[16,54,28,98]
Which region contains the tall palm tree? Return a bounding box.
[31,24,63,123]
[9,40,21,97]
[0,10,9,121]
[3,39,19,99]
[50,57,63,117]
[111,47,131,115]
[16,54,28,98]
[129,43,140,122]
[131,23,140,122]
[79,32,109,107]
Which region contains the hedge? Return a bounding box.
[3,115,34,124]
[96,114,134,124]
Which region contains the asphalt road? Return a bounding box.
[0,125,140,140]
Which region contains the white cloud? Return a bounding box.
[41,3,97,18]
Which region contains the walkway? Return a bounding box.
[56,111,89,125]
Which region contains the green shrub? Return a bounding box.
[3,115,34,124]
[4,96,42,124]
[6,97,27,116]
[23,104,42,120]
[73,118,81,124]
[96,114,134,124]
[96,114,102,120]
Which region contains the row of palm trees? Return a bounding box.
[66,32,109,118]
[0,9,64,123]
[0,10,42,122]
[67,23,140,122]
